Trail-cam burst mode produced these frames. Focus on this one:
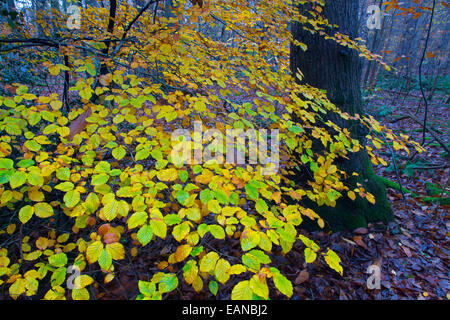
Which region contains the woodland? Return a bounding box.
[0,0,448,300]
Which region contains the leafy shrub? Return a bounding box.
[0,1,422,300]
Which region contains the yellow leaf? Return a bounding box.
[34,203,54,218]
[304,247,317,263]
[250,274,269,299]
[174,244,192,262]
[105,243,125,260]
[183,261,198,285]
[49,65,60,76]
[199,251,219,273]
[192,275,203,293]
[102,200,119,221]
[228,264,247,275]
[7,224,16,235]
[86,241,103,263]
[73,275,94,289]
[231,280,253,300]
[366,193,376,204]
[214,258,231,284]
[157,168,178,182]
[160,43,172,54]
[348,190,356,200]
[72,288,89,300]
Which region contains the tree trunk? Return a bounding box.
[290,0,393,231]
[363,0,384,88]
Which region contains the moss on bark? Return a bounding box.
[300,151,393,232]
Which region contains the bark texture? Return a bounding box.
[290,0,393,231]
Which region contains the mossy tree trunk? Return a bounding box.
[290,0,393,231]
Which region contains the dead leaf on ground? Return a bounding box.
[295,269,310,285]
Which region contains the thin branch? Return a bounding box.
[391,113,449,154]
[124,0,158,35]
[380,131,406,201]
[418,0,436,145]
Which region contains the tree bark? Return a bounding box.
[290,0,393,231]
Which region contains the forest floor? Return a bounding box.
[284,89,449,300]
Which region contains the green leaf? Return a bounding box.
[55,182,75,192]
[209,280,219,295]
[164,214,181,226]
[288,125,305,134]
[176,190,190,205]
[10,171,27,189]
[209,225,225,240]
[135,149,150,161]
[231,280,253,300]
[27,172,43,186]
[0,170,13,184]
[49,252,68,268]
[34,203,54,218]
[304,247,317,263]
[255,199,268,213]
[94,161,110,174]
[150,149,163,161]
[91,173,109,186]
[213,189,229,205]
[64,190,80,208]
[138,280,156,296]
[56,167,71,181]
[0,158,14,169]
[248,250,271,264]
[24,140,41,152]
[51,267,67,287]
[158,273,178,293]
[178,170,188,183]
[128,211,148,229]
[19,205,34,224]
[272,272,293,298]
[199,189,214,204]
[17,159,35,168]
[245,183,259,200]
[98,249,112,270]
[137,224,153,246]
[150,220,167,239]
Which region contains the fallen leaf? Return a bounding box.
[294,269,309,285]
[353,227,368,235]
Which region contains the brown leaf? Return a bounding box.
[103,232,120,244]
[353,227,368,234]
[68,107,92,141]
[401,246,412,258]
[353,236,368,249]
[294,269,309,285]
[98,223,111,236]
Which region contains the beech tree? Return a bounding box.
[290,0,393,230]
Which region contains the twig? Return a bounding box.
[390,113,449,154]
[418,0,437,145]
[379,131,406,201]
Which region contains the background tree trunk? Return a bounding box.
[290,0,393,231]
